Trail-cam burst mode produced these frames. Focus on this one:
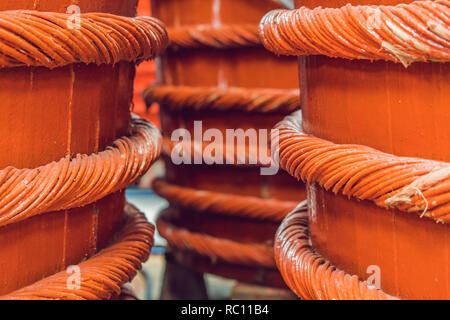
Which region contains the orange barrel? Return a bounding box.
[0,0,167,299]
[133,0,159,126]
[146,0,305,290]
[260,0,450,299]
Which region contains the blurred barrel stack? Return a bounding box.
[146,0,305,298]
[260,0,450,299]
[133,0,159,126]
[0,0,167,299]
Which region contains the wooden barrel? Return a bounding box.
[0,0,139,15]
[0,0,165,298]
[261,0,450,299]
[148,0,305,290]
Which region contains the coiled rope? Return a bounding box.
[144,85,300,113]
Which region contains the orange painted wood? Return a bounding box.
[133,0,158,125]
[0,1,137,295]
[295,0,450,299]
[295,0,414,7]
[160,106,304,200]
[1,0,138,16]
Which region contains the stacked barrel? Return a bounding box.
[145,0,304,297]
[260,0,450,299]
[0,0,167,299]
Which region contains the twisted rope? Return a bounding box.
[168,24,260,49]
[259,0,450,66]
[0,115,161,227]
[1,203,154,300]
[0,10,168,69]
[144,85,300,113]
[157,209,275,268]
[275,111,450,223]
[275,202,398,300]
[153,179,297,222]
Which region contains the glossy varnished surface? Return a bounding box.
[152,0,305,285]
[295,0,415,7]
[153,0,302,201]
